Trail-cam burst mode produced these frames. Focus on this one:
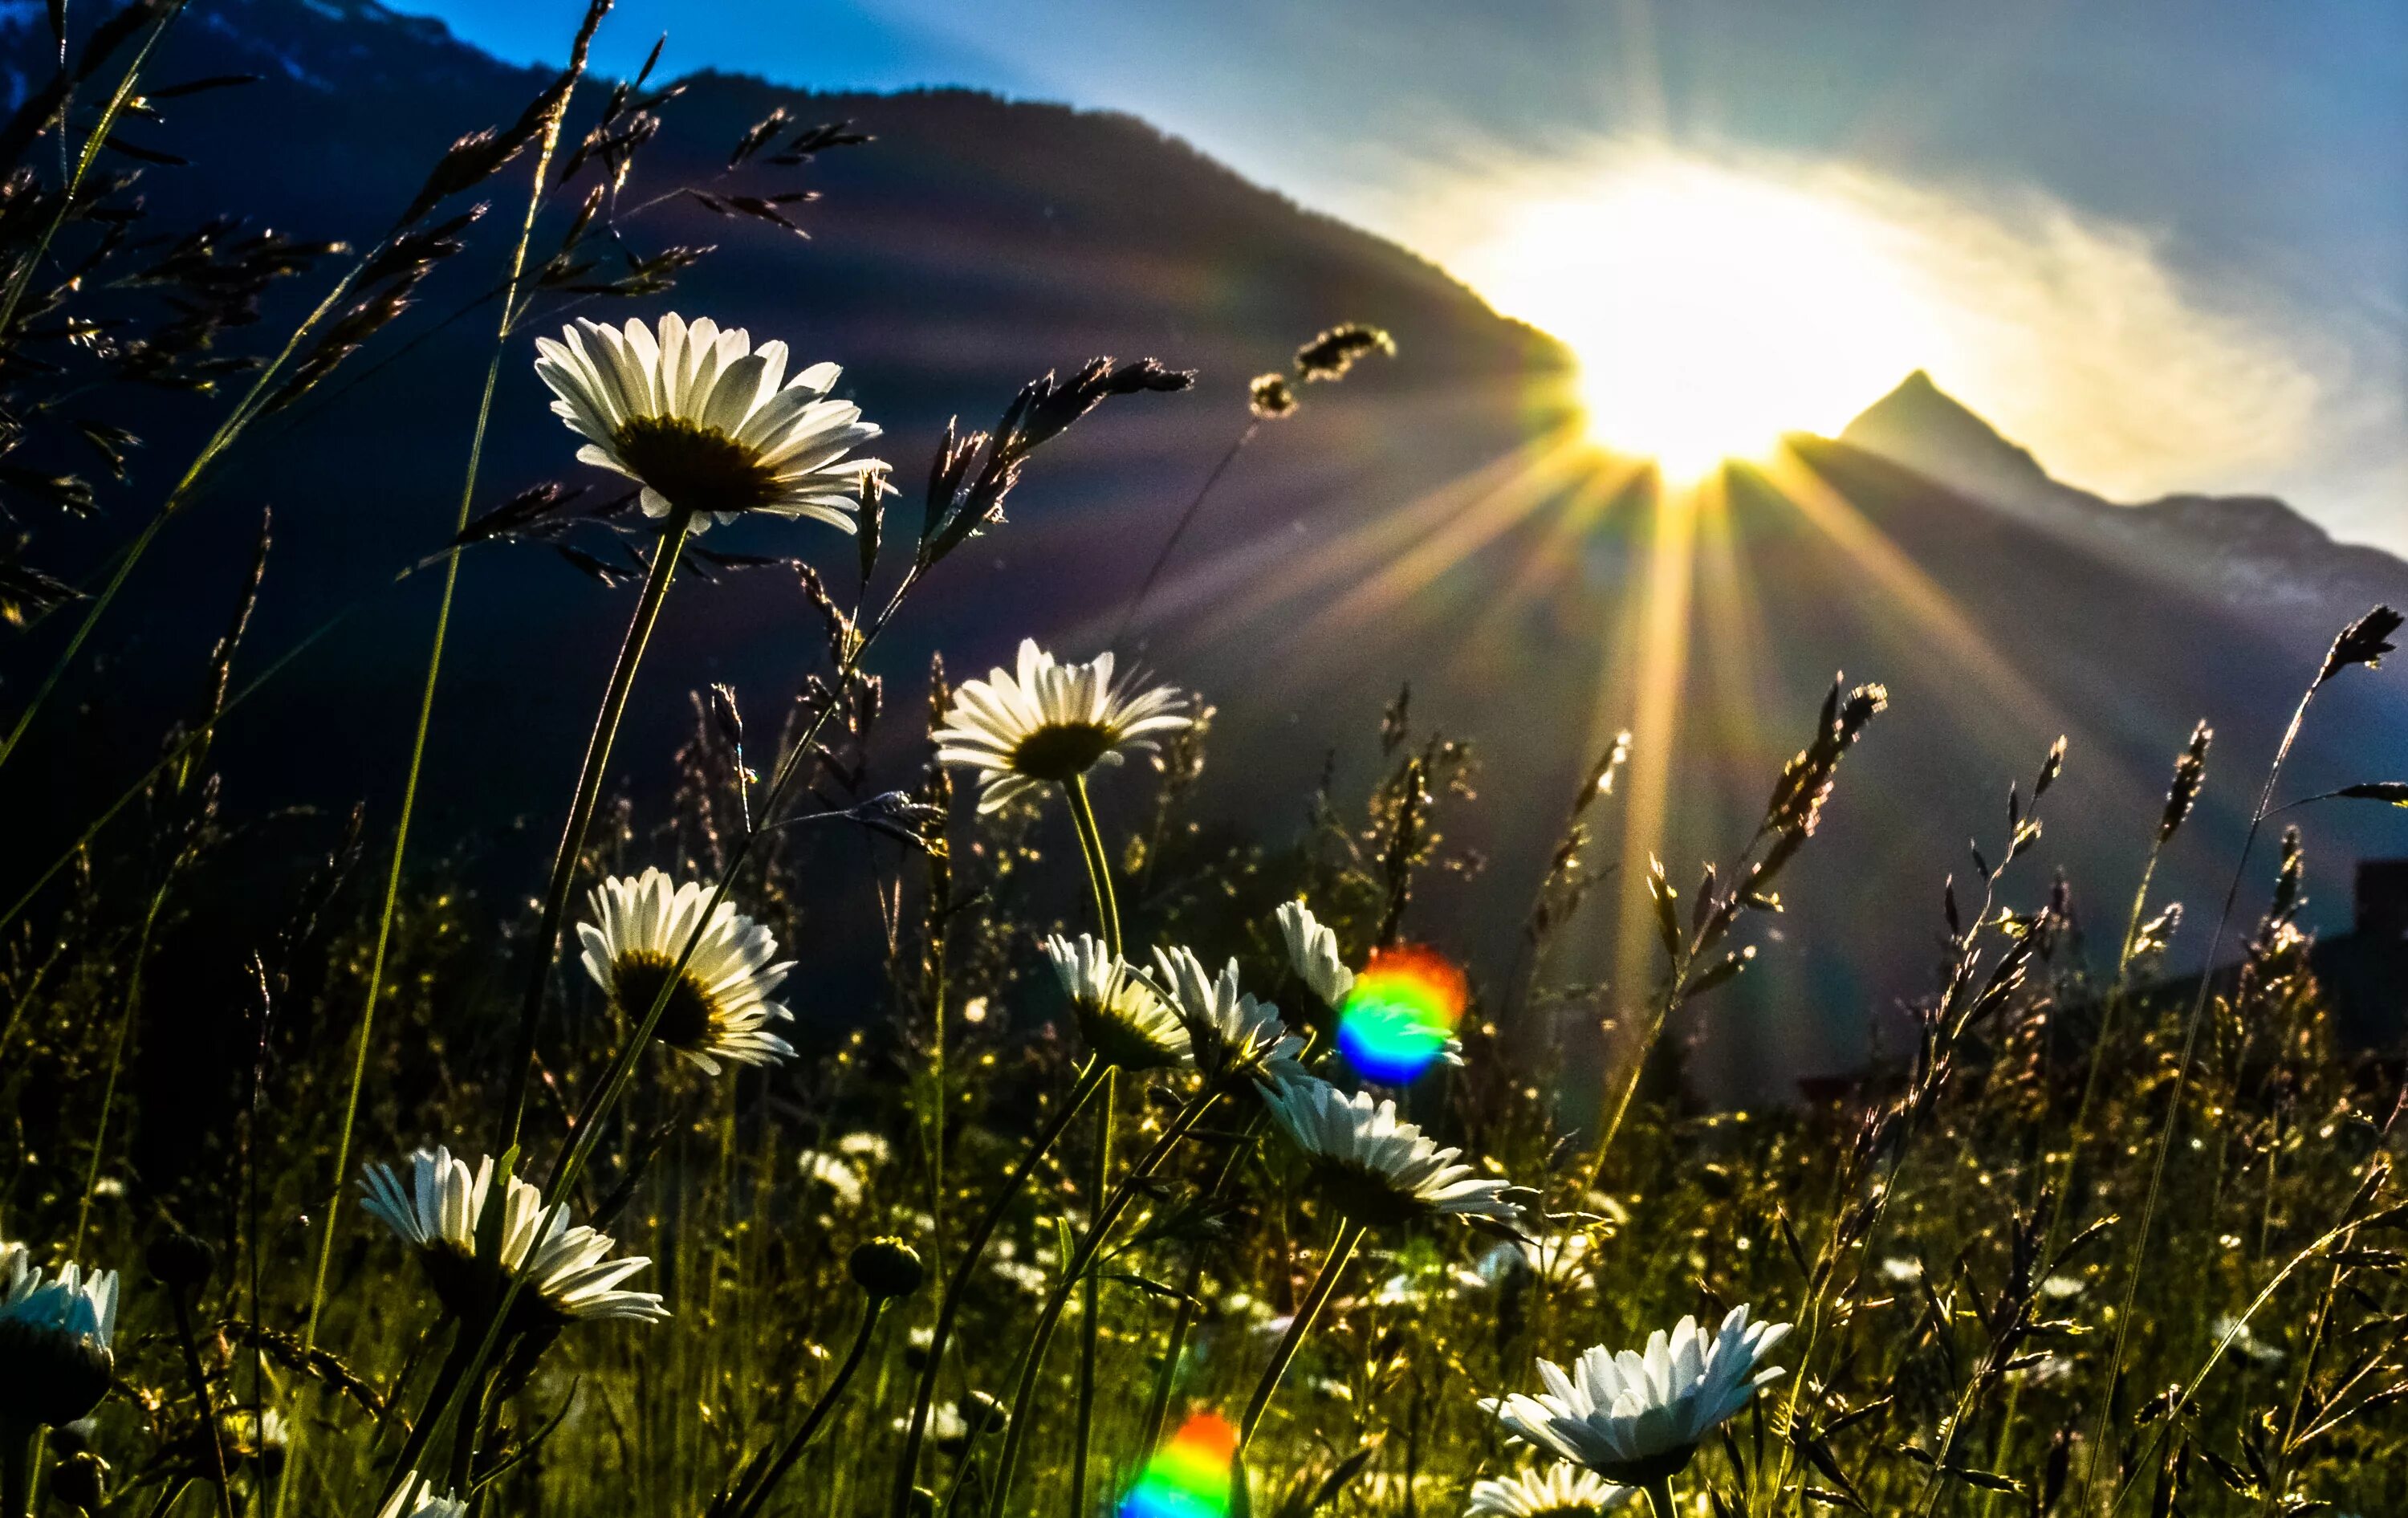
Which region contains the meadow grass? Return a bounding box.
[0,6,2403,1518]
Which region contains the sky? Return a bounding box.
[388,0,2408,550]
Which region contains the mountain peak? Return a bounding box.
[1839,371,2055,503]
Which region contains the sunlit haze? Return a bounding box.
[1462,161,1937,478]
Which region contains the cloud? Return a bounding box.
[1393,141,2396,525]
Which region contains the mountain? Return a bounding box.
[5,0,2406,1102]
[1843,371,2408,617]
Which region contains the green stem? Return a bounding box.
[1238,1219,1365,1451]
[733,1299,887,1518]
[168,1290,237,1518]
[1068,1067,1117,1518]
[502,507,695,1147]
[72,877,168,1256]
[386,564,934,1518]
[983,1089,1224,1518]
[282,87,572,1518]
[1064,775,1121,958]
[892,1061,1111,1518]
[1643,1477,1678,1518]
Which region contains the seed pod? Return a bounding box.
[849,1236,925,1300]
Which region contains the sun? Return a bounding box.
[1461,157,1938,480]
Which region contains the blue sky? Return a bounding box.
[390,1,2408,547]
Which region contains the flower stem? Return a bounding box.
[732,1298,887,1518]
[1643,1477,1678,1518]
[983,1089,1223,1518]
[168,1288,237,1518]
[892,1060,1112,1518]
[502,507,696,1148]
[1238,1219,1365,1451]
[282,73,578,1516]
[1069,1065,1117,1518]
[1064,775,1122,958]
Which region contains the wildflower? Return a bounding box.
[1263,1076,1517,1228]
[1275,900,1354,1010]
[1465,1464,1635,1518]
[377,1475,467,1518]
[577,868,795,1074]
[360,1147,669,1327]
[932,639,1192,813]
[1045,933,1193,1072]
[1484,1307,1791,1487]
[1150,945,1304,1090]
[0,1260,119,1426]
[2215,1313,2284,1365]
[534,313,887,531]
[836,1131,893,1165]
[1479,1231,1594,1288]
[798,1150,866,1208]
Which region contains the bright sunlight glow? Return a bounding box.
[1463,159,1941,480]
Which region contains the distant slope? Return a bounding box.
[5,1,2407,1097]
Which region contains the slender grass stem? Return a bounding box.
[1136,1114,1263,1457]
[732,1300,888,1518]
[166,1288,237,1518]
[891,1060,1112,1518]
[982,1089,1223,1518]
[2081,674,2322,1512]
[71,877,167,1256]
[0,2,189,340]
[502,507,695,1148]
[279,77,579,1515]
[1069,1067,1117,1518]
[1238,1219,1364,1451]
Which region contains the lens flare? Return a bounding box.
[1119,1413,1239,1518]
[1336,945,1468,1083]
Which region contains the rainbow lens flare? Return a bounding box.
[1336,945,1467,1083]
[1119,1412,1239,1518]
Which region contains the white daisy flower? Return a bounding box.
[533,313,887,531]
[1465,1463,1636,1518]
[932,639,1193,813]
[1262,1076,1518,1229]
[377,1475,467,1518]
[1479,1231,1596,1289]
[1275,900,1355,1009]
[0,1258,119,1425]
[1045,933,1194,1072]
[1149,945,1304,1090]
[797,1150,866,1209]
[576,868,795,1075]
[836,1131,892,1165]
[360,1147,669,1326]
[1483,1307,1792,1486]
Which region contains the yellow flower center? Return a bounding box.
[611,950,725,1052]
[1009,720,1115,780]
[612,415,784,515]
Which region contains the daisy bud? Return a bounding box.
[145,1232,215,1292]
[850,1237,925,1300]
